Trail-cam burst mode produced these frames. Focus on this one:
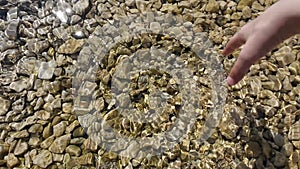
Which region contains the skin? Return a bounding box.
[222,0,300,86]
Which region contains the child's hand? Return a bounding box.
[223,0,300,86]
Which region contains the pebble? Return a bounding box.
[57,38,85,54]
[52,153,64,162]
[245,141,261,158]
[28,137,40,148]
[0,1,298,168]
[0,142,9,159]
[13,140,28,156]
[7,7,18,21]
[288,121,300,141]
[38,60,56,80]
[65,145,81,156]
[32,150,53,168]
[205,0,219,13]
[0,97,10,116]
[5,153,19,168]
[273,151,287,167]
[40,135,55,149]
[73,0,90,16]
[9,78,29,92]
[76,153,94,165]
[237,0,255,11]
[53,121,68,137]
[10,130,29,139]
[49,134,71,153]
[5,19,19,40]
[272,132,285,147]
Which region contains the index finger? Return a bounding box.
[222,32,246,56]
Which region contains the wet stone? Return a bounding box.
[32,150,53,168]
[7,7,18,21]
[38,60,56,80]
[5,19,19,40]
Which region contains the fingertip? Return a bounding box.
[226,76,236,86]
[222,49,228,56]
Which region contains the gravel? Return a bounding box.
[1,0,300,168]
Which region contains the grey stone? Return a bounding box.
[273,151,287,167]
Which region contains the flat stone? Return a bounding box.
[32,150,53,168]
[49,134,71,153]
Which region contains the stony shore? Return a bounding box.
[1,0,300,168]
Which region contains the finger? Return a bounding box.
[227,37,263,85]
[222,32,246,56]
